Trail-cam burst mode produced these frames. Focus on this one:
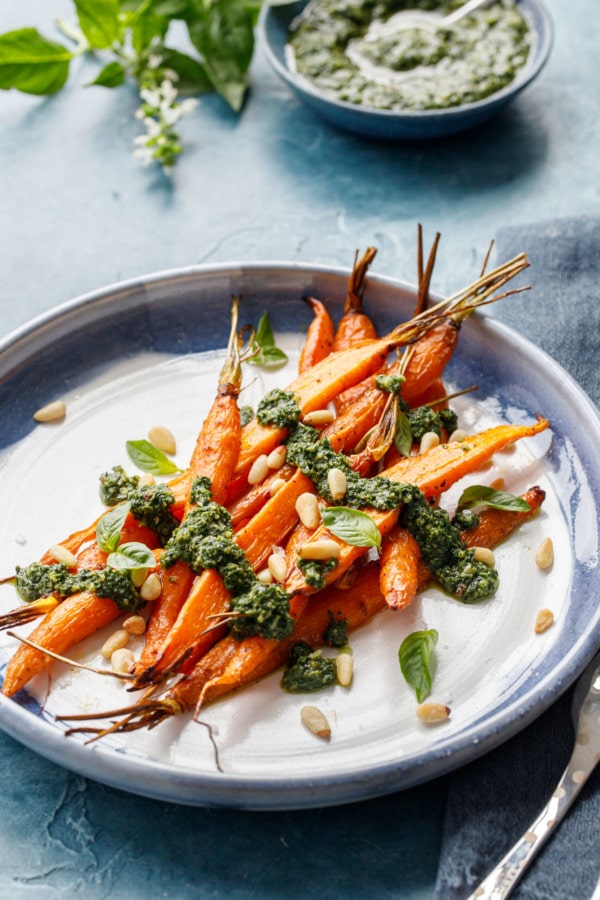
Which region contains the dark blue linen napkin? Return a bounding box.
[435,216,600,900]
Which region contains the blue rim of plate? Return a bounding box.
[258,0,554,139]
[0,261,598,810]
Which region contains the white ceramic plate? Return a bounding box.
[0,263,598,810]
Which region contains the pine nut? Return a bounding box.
[148,425,176,455]
[299,539,341,560]
[131,567,148,588]
[336,652,353,687]
[248,454,269,485]
[138,474,156,487]
[140,572,162,602]
[420,431,440,454]
[449,428,469,443]
[300,705,331,739]
[295,492,320,529]
[535,608,555,634]
[473,546,495,567]
[33,400,66,423]
[327,467,347,501]
[535,537,554,570]
[122,615,146,635]
[101,629,130,660]
[303,409,335,426]
[47,544,78,569]
[268,554,287,583]
[270,477,286,496]
[257,568,273,584]
[267,446,287,469]
[416,702,451,724]
[111,648,135,675]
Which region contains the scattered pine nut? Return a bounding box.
[449,428,469,443]
[535,537,554,570]
[148,425,176,455]
[248,454,269,485]
[257,568,273,584]
[111,648,135,675]
[47,544,78,569]
[473,547,495,568]
[122,615,146,635]
[269,477,286,496]
[327,467,347,501]
[301,705,331,739]
[420,431,440,454]
[295,492,320,529]
[299,539,341,561]
[303,409,335,427]
[33,400,66,423]
[267,446,287,469]
[101,629,130,660]
[416,702,451,725]
[138,473,156,487]
[535,608,555,634]
[140,572,162,602]
[268,553,287,583]
[336,652,353,687]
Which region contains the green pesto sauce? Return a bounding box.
[15,561,143,614]
[99,465,140,506]
[281,641,338,692]
[297,556,338,590]
[129,483,179,546]
[257,388,301,429]
[407,405,458,441]
[375,373,405,393]
[288,0,531,112]
[323,610,349,647]
[240,405,255,427]
[162,476,294,640]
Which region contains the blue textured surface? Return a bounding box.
[0,0,599,897]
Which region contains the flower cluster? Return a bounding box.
[133,71,199,173]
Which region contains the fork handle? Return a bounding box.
[467,687,600,900]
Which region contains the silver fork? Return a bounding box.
[468,651,600,900]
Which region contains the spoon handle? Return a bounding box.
[468,664,600,900]
[444,0,494,26]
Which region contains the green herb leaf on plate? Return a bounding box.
[96,502,130,552]
[106,541,156,571]
[73,0,121,49]
[126,439,183,475]
[394,409,413,458]
[249,311,288,369]
[89,60,126,88]
[399,629,439,703]
[0,29,73,95]
[321,507,382,550]
[457,485,531,512]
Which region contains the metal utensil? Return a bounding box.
[444,0,495,26]
[467,651,600,899]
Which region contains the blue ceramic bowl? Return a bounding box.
[258,0,553,140]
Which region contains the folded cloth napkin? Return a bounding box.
[435,216,600,900]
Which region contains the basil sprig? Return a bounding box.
[249,312,288,369]
[126,439,182,476]
[321,507,382,550]
[399,629,439,703]
[457,485,531,513]
[394,410,413,458]
[106,542,156,571]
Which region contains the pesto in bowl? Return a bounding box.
[287,0,532,112]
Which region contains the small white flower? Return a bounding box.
[140,87,160,107]
[147,54,163,69]
[161,104,183,126]
[143,118,162,138]
[132,147,154,165]
[134,107,145,120]
[163,69,179,83]
[160,79,178,105]
[133,134,150,146]
[179,97,200,116]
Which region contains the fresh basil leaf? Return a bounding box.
[457,485,531,513]
[96,502,131,552]
[154,0,190,15]
[186,0,254,112]
[89,60,126,88]
[249,311,288,369]
[321,507,381,550]
[130,8,169,55]
[73,0,122,49]
[394,409,413,458]
[160,48,212,94]
[399,629,438,703]
[0,29,73,95]
[126,439,182,475]
[106,541,155,570]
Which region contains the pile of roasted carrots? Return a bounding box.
[0,244,549,739]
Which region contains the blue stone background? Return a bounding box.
[0,1,598,897]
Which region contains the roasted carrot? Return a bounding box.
[333,247,378,352]
[379,527,421,610]
[298,297,335,374]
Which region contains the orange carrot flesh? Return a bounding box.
[379,527,421,610]
[401,319,459,404]
[298,298,335,374]
[1,592,120,698]
[133,560,195,676]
